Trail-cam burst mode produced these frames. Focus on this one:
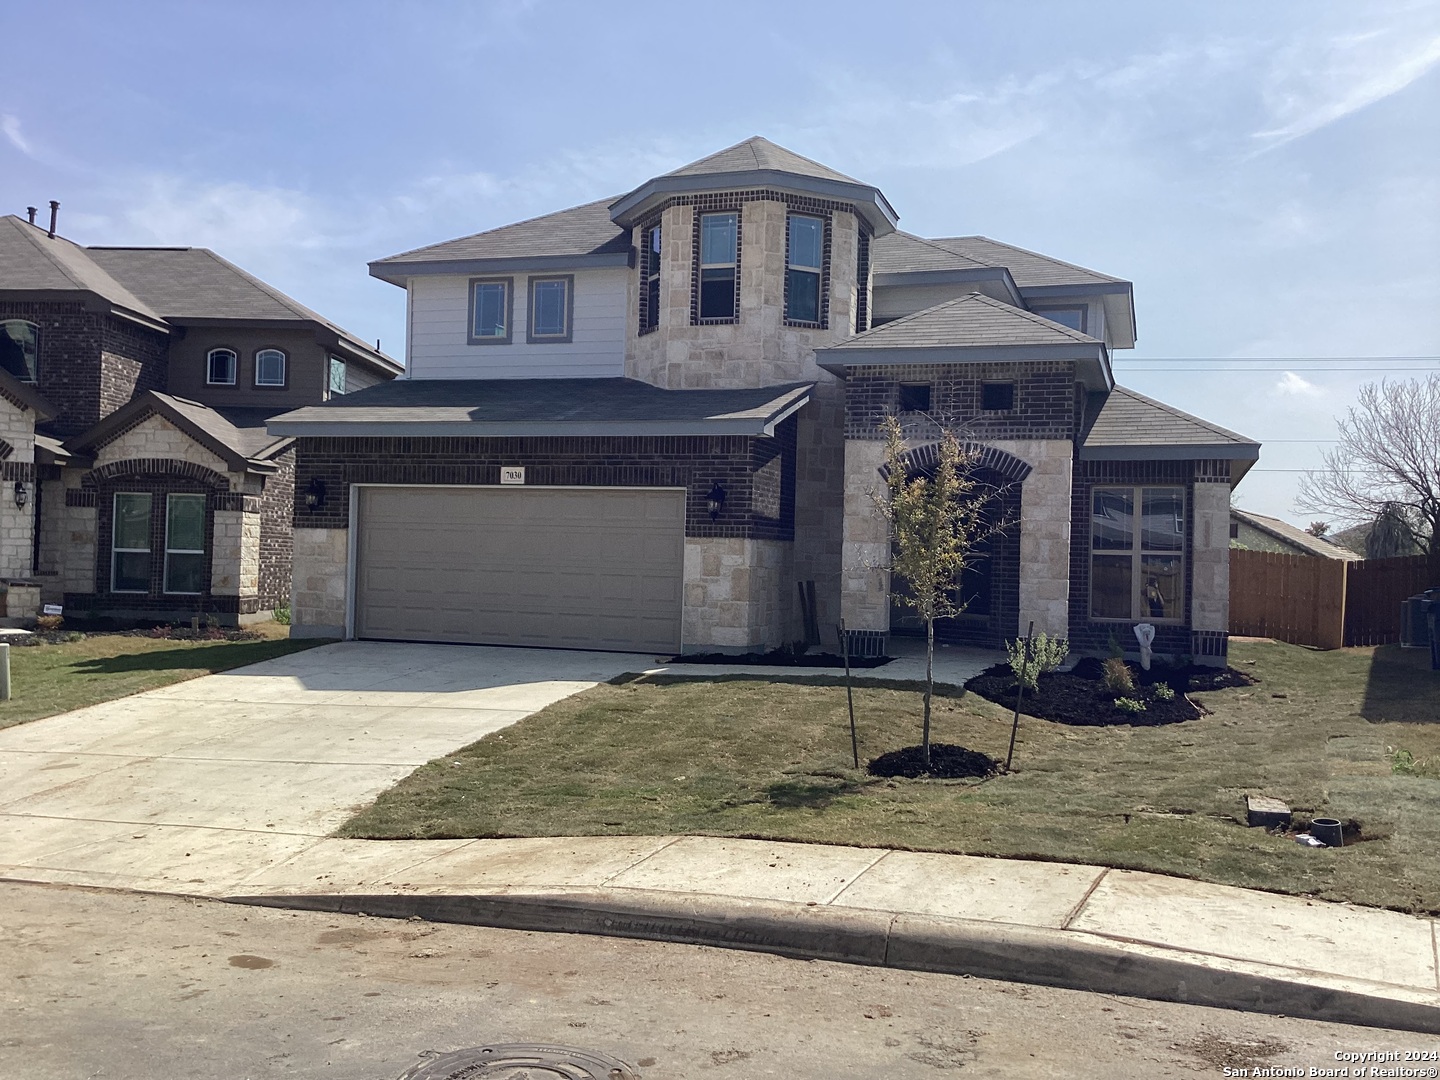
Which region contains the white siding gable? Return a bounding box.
[407,267,629,379]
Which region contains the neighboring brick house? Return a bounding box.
[0,214,401,625]
[270,137,1260,662]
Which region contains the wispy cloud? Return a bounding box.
[1274,371,1323,397]
[1,114,32,156]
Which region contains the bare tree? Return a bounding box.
[870,415,1004,771]
[1296,375,1440,559]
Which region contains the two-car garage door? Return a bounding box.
[354,486,684,653]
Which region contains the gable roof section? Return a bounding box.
[0,215,166,329]
[267,378,812,438]
[1080,386,1259,470]
[86,247,401,373]
[65,391,290,473]
[369,197,633,282]
[925,236,1126,289]
[1231,508,1362,560]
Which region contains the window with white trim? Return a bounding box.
[1090,486,1186,621]
[111,492,152,593]
[164,494,206,594]
[526,276,572,343]
[207,348,237,385]
[254,348,286,387]
[698,212,738,320]
[468,278,512,344]
[328,356,347,396]
[0,320,39,383]
[1033,306,1087,332]
[785,213,823,324]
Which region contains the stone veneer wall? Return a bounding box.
[1189,477,1232,662]
[991,438,1073,639]
[291,526,348,637]
[0,394,37,579]
[840,439,890,655]
[683,537,794,651]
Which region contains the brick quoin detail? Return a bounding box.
[293,419,798,542]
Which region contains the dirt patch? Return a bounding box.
[868,743,1000,780]
[1174,1034,1287,1070]
[963,658,1257,727]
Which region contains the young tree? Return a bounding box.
[871,415,1001,771]
[1305,521,1330,538]
[1297,375,1440,561]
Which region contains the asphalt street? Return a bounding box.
[3,881,1426,1079]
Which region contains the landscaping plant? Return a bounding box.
[1007,631,1069,691]
[1102,657,1136,695]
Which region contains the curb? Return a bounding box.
[226,888,1440,1035]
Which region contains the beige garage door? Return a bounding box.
[355,486,684,653]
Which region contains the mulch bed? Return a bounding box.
[868,743,1001,780]
[671,648,892,669]
[963,657,1256,727]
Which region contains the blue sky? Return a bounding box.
[4,0,1438,527]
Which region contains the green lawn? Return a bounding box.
[0,627,328,730]
[343,640,1440,914]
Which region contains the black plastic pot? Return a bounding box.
[1310,817,1344,847]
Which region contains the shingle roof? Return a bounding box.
[924,236,1124,288]
[833,292,1102,350]
[1231,508,1363,560]
[371,197,630,267]
[66,391,290,469]
[268,378,812,438]
[869,231,993,276]
[0,216,163,321]
[1081,386,1257,451]
[661,136,863,185]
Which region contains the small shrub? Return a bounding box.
[1152,683,1175,702]
[1102,657,1135,695]
[1114,696,1147,713]
[64,630,86,643]
[1106,632,1125,660]
[273,604,292,626]
[35,614,63,632]
[1007,632,1070,691]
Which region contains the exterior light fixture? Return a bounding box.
[706,482,726,520]
[303,478,327,511]
[13,481,27,510]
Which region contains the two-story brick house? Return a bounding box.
[0,213,401,625]
[270,137,1259,662]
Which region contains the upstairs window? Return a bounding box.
[785,213,824,324]
[898,384,931,413]
[981,382,1016,411]
[468,277,513,344]
[527,276,573,343]
[207,348,237,385]
[0,320,39,383]
[697,211,738,321]
[1033,306,1086,332]
[640,223,662,334]
[254,348,287,387]
[328,356,347,397]
[1090,486,1186,622]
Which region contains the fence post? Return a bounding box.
[0,642,9,702]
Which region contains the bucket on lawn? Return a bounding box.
[1310,817,1344,847]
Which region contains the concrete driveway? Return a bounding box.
[0,641,651,894]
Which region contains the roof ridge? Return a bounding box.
[1111,385,1252,442]
[894,231,992,269]
[7,215,91,292]
[382,195,622,263]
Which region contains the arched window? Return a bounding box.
[207,348,237,385]
[0,320,39,384]
[254,348,286,387]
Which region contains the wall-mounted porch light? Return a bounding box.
[303,478,327,512]
[706,482,727,521]
[13,481,28,510]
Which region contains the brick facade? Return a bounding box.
[844,361,1080,441]
[259,447,295,609]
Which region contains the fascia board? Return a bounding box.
[817,341,1105,372]
[267,418,784,438]
[368,252,632,285]
[872,267,1023,305]
[1018,281,1132,298]
[1078,443,1261,461]
[610,171,899,234]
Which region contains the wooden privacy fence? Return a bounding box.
[1229,549,1436,649]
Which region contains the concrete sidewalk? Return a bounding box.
[1,640,1435,1034]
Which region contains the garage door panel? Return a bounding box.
[355,487,684,652]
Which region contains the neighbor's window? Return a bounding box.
[1033,306,1086,332]
[1090,486,1185,621]
[111,492,152,593]
[0,320,39,383]
[698,211,738,321]
[328,356,347,396]
[468,278,512,344]
[981,382,1016,411]
[207,348,237,386]
[898,384,931,412]
[164,493,206,594]
[254,348,286,387]
[640,223,662,334]
[785,213,824,324]
[527,276,572,343]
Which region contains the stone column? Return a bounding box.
[840,439,890,656]
[992,439,1073,640]
[1189,478,1231,664]
[291,526,349,638]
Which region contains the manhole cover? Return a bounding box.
[396,1043,641,1080]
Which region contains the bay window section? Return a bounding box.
[785,213,823,324]
[640,223,661,333]
[1089,486,1186,621]
[164,494,206,594]
[698,212,737,321]
[111,493,152,593]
